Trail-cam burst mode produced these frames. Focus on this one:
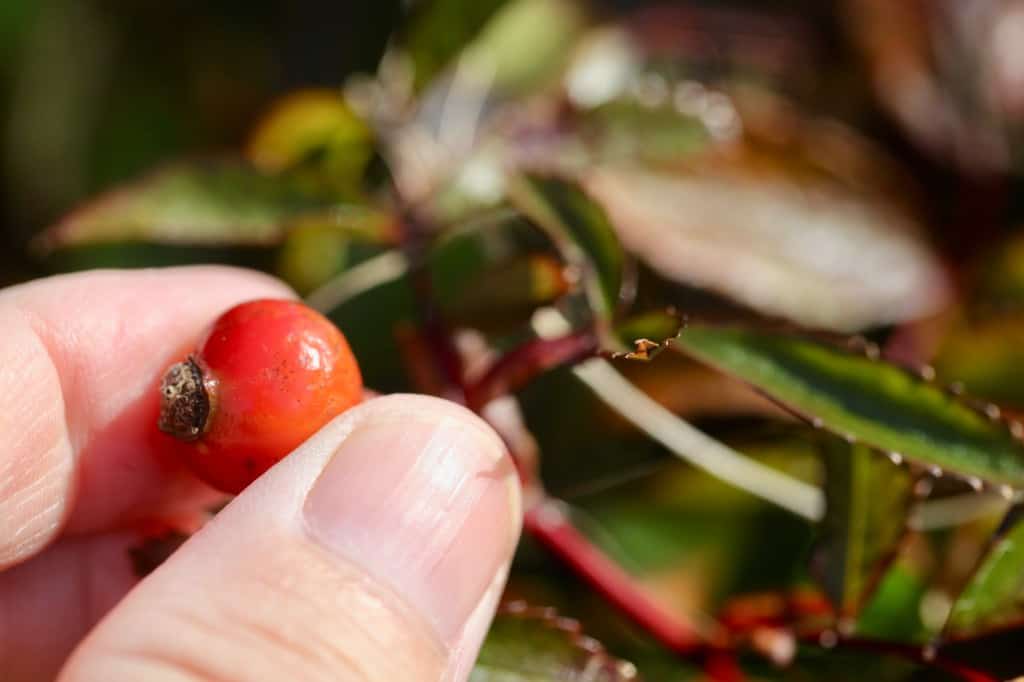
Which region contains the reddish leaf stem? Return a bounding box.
[422,314,467,398]
[718,589,831,633]
[524,498,708,653]
[703,650,747,682]
[466,330,598,410]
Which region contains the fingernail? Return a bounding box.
[303,402,520,644]
[448,564,509,682]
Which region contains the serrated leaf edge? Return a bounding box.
[670,324,1024,491]
[496,600,641,681]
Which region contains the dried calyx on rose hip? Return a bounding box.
[157,299,362,494]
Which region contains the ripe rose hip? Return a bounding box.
[157,299,362,493]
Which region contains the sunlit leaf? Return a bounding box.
[584,164,949,332]
[457,0,583,95]
[246,89,374,193]
[401,0,509,91]
[508,173,625,321]
[812,442,914,622]
[278,223,349,295]
[38,160,335,250]
[277,207,396,294]
[946,506,1024,639]
[472,606,638,682]
[860,514,1005,642]
[40,242,277,273]
[852,562,929,642]
[580,98,710,165]
[673,325,1024,486]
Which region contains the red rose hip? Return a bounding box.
[157,299,362,493]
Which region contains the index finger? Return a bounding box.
[0,266,294,569]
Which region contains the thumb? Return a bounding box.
[60,395,522,682]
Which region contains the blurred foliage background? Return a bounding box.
[0,0,1011,283]
[0,0,403,284]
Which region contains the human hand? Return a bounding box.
[0,266,521,681]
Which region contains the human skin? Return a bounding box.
[0,266,521,682]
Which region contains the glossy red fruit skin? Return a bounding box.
[158,299,362,493]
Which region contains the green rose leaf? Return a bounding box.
[673,325,1024,486]
[39,160,336,251]
[508,173,625,323]
[472,605,637,681]
[946,506,1024,639]
[812,442,914,623]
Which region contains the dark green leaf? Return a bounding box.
[311,250,416,394]
[427,209,565,329]
[855,563,929,642]
[440,254,569,328]
[673,325,1024,486]
[508,174,625,322]
[472,606,637,682]
[500,564,703,681]
[946,506,1024,639]
[778,645,963,682]
[813,443,913,621]
[38,160,336,251]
